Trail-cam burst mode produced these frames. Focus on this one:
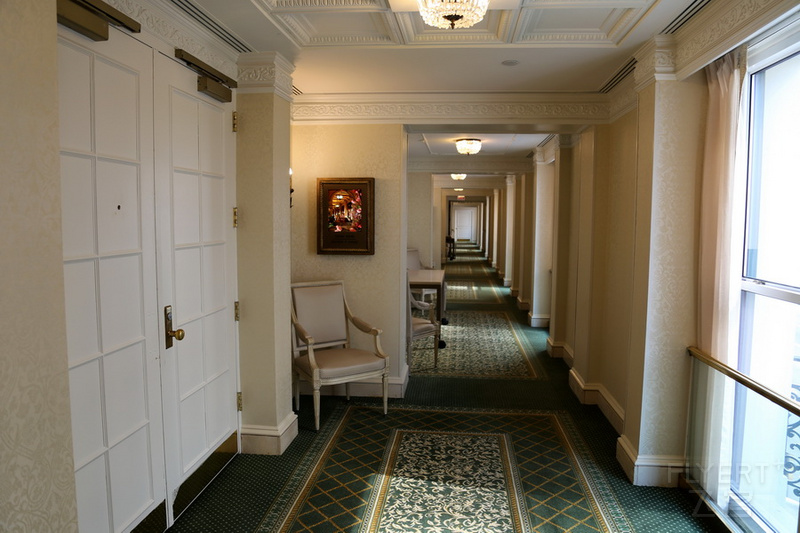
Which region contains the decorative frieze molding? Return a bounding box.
[238,52,296,101]
[633,35,677,92]
[408,156,531,174]
[674,0,800,79]
[105,0,238,79]
[292,93,610,124]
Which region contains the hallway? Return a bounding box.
[166,248,718,532]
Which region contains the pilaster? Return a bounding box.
[236,52,298,454]
[619,37,705,485]
[503,175,516,287]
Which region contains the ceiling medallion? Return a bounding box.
[455,138,482,155]
[418,0,489,30]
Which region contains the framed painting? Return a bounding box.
[317,177,375,255]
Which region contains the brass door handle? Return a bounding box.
[164,305,185,349]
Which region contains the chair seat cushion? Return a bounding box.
[295,348,386,379]
[411,317,437,336]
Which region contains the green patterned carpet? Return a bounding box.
[409,310,543,379]
[165,246,719,533]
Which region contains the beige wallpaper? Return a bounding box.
[639,73,706,457]
[407,172,434,268]
[1,2,79,530]
[590,109,638,412]
[290,124,408,382]
[237,91,294,431]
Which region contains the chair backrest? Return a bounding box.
[291,281,348,349]
[407,248,423,270]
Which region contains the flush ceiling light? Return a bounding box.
[451,173,467,180]
[418,0,488,30]
[455,138,482,155]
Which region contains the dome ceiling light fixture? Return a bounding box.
[418,0,489,30]
[451,173,467,180]
[455,138,482,155]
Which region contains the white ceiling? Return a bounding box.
[180,0,702,176]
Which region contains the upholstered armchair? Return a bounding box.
[290,280,389,430]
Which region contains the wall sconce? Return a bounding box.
[289,168,294,208]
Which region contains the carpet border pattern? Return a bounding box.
[259,404,634,533]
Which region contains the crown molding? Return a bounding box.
[105,0,239,79]
[674,0,800,80]
[292,93,611,124]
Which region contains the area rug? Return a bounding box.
[446,280,501,302]
[410,310,541,379]
[445,261,490,276]
[259,405,633,533]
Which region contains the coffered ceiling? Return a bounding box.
[185,0,702,95]
[173,0,705,175]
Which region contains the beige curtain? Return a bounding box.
[697,52,742,363]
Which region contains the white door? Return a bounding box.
[454,206,476,242]
[60,27,238,531]
[154,52,238,523]
[59,28,165,532]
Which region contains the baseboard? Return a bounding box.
[547,339,574,367]
[616,435,685,487]
[568,368,625,435]
[516,296,530,310]
[528,312,549,328]
[241,412,298,455]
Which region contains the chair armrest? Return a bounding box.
[351,315,381,336]
[292,319,315,346]
[349,315,389,360]
[410,298,430,311]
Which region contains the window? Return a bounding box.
[730,44,800,533]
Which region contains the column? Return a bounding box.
[548,135,576,358]
[618,35,706,485]
[531,148,554,328]
[236,52,298,454]
[503,175,516,287]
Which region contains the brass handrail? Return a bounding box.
[687,346,800,418]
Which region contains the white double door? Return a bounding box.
[59,26,237,531]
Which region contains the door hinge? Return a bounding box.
[234,301,240,322]
[233,207,238,228]
[232,111,238,132]
[237,392,242,412]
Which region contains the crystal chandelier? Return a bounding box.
[455,138,482,155]
[418,0,489,30]
[451,173,467,180]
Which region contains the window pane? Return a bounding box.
[733,292,800,532]
[744,52,800,287]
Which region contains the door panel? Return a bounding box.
[155,52,238,521]
[59,27,163,533]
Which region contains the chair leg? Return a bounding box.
[313,387,321,431]
[292,372,300,411]
[345,382,351,401]
[382,373,388,416]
